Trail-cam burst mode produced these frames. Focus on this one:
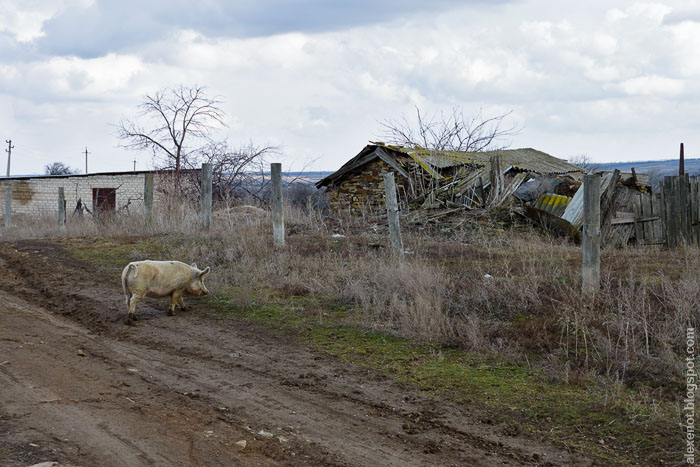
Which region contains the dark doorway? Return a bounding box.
[92,188,116,214]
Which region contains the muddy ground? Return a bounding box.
[0,239,595,466]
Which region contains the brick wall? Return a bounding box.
[0,172,168,219]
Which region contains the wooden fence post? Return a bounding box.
[680,174,690,245]
[4,187,10,230]
[488,155,503,206]
[58,187,66,232]
[200,163,212,230]
[659,174,700,247]
[271,163,285,248]
[383,171,404,255]
[663,175,681,248]
[144,172,154,228]
[582,174,600,295]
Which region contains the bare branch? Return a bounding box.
[116,84,227,178]
[379,105,518,152]
[192,140,281,204]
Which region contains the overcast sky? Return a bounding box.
[1,0,699,174]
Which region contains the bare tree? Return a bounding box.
[568,154,599,173]
[196,140,280,205]
[116,85,227,180]
[380,106,517,152]
[45,162,79,175]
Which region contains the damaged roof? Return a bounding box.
[317,143,583,188]
[385,143,583,176]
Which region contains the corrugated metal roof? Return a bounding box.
[533,193,572,217]
[527,192,581,240]
[373,142,584,177]
[317,143,584,189]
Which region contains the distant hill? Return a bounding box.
[589,158,697,188]
[283,171,333,183]
[594,158,699,176]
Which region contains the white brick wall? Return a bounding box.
[0,171,171,218]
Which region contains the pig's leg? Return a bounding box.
[127,293,143,324]
[168,291,182,316]
[177,295,187,311]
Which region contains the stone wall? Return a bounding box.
[328,159,410,214]
[0,171,168,219]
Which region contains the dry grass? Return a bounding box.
[3,199,697,396]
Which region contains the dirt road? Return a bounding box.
[0,240,592,466]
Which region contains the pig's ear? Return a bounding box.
[191,262,198,269]
[199,267,210,278]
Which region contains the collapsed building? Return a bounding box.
[317,142,660,247]
[316,142,584,212]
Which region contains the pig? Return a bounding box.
[121,260,210,323]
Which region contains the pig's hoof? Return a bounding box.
[125,316,136,326]
[167,309,175,316]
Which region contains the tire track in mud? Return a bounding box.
[0,240,594,466]
[97,329,546,466]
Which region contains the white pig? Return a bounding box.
[121,260,210,323]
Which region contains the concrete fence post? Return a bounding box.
[58,187,66,232]
[4,187,11,230]
[582,174,600,295]
[200,163,213,230]
[271,163,285,248]
[144,172,154,228]
[382,171,404,256]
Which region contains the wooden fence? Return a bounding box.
[625,174,699,247]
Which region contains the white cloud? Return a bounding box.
[461,58,502,85]
[668,20,700,75]
[0,0,54,42]
[619,75,685,96]
[0,0,93,43]
[5,53,145,99]
[591,33,618,55]
[605,8,629,22]
[628,2,673,22]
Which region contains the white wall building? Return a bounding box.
[0,170,197,220]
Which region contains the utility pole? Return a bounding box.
[84,147,90,174]
[133,160,137,172]
[5,140,14,177]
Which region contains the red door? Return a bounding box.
[92,188,116,214]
